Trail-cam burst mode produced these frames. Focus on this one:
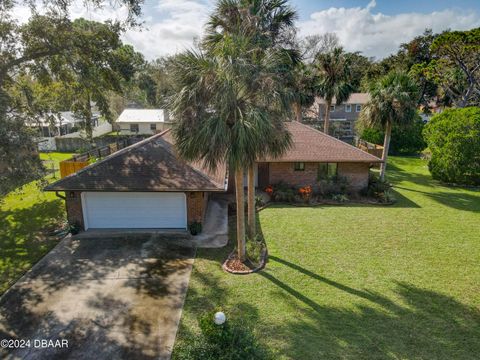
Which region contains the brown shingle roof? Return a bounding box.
[262,121,382,163]
[45,130,227,192]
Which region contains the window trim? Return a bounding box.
[294,162,305,171]
[355,104,362,112]
[345,104,352,113]
[150,123,157,131]
[130,123,139,133]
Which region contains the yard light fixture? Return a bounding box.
[214,311,226,325]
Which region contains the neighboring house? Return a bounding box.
[307,93,370,142]
[45,130,227,231]
[45,122,381,232]
[28,111,100,137]
[115,109,171,135]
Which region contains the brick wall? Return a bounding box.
[338,162,370,191]
[268,162,369,191]
[65,191,85,230]
[186,192,207,224]
[269,162,319,185]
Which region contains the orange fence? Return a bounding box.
[356,139,384,158]
[59,160,90,178]
[59,139,130,178]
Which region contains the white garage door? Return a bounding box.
[82,192,187,230]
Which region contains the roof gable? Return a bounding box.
[45,130,227,192]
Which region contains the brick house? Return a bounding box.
[46,122,380,231]
[233,121,382,192]
[45,130,227,231]
[307,93,370,142]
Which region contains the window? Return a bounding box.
[345,104,352,112]
[318,163,338,179]
[150,123,157,131]
[294,162,305,171]
[355,104,362,112]
[130,124,139,133]
[330,105,336,112]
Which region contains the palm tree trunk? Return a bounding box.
[293,102,302,122]
[380,121,392,181]
[235,167,246,261]
[324,99,331,134]
[247,164,256,238]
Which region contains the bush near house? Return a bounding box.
[423,107,480,185]
[359,115,426,155]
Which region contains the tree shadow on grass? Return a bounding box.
[0,199,64,293]
[394,185,480,212]
[259,256,480,359]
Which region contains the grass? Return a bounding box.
[174,156,480,359]
[0,152,73,294]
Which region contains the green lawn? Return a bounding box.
[0,152,73,294]
[174,156,480,359]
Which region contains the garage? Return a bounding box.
[82,192,187,230]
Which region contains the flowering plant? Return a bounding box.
[265,185,274,196]
[298,185,313,202]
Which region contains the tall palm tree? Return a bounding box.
[204,0,298,240]
[360,71,418,180]
[288,62,317,122]
[315,47,353,134]
[169,33,292,261]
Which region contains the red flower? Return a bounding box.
[265,185,274,195]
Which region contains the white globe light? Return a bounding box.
[214,311,226,325]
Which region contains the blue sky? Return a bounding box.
[291,0,480,19]
[14,0,480,60]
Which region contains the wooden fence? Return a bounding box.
[356,138,384,159]
[59,139,130,178]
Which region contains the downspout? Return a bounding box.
[55,191,66,200]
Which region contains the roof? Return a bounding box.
[31,111,99,126]
[45,129,227,192]
[262,121,382,163]
[315,93,370,105]
[116,109,167,123]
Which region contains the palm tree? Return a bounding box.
[288,62,317,122]
[360,71,418,180]
[169,31,292,261]
[315,47,354,134]
[204,0,298,240]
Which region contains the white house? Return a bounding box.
[115,109,171,135]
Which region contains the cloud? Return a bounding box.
[11,0,480,60]
[298,1,480,59]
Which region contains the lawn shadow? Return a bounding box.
[259,259,480,359]
[0,199,65,293]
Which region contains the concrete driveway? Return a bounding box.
[0,235,195,359]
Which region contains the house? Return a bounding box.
[45,130,227,231]
[115,109,171,135]
[45,122,380,231]
[245,121,382,192]
[307,93,370,142]
[28,111,100,137]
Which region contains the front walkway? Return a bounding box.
[0,235,195,360]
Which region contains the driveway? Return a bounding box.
[0,235,195,359]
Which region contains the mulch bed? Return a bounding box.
[256,198,394,211]
[223,248,268,275]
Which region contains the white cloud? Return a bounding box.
[11,0,480,60]
[298,1,480,59]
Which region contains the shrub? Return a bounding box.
[255,195,265,208]
[298,185,313,203]
[423,107,480,185]
[69,222,81,235]
[173,312,270,360]
[316,176,349,197]
[189,221,202,236]
[269,182,296,202]
[246,235,264,265]
[331,194,349,202]
[364,174,395,203]
[359,114,426,155]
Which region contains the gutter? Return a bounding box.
[55,191,66,200]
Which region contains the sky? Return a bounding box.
[13,0,480,60]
